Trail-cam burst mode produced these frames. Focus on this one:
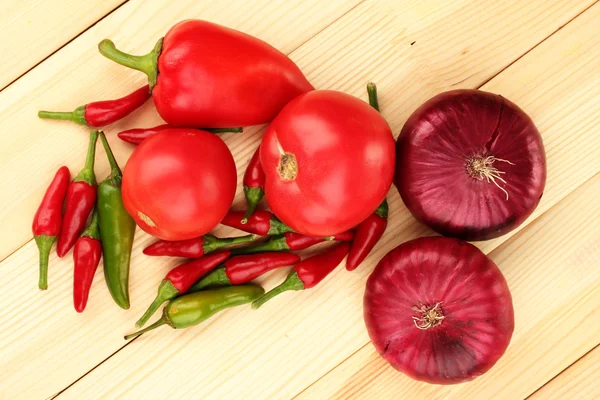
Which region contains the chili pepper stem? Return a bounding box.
[367,82,379,112]
[241,186,264,224]
[81,209,100,239]
[204,127,243,134]
[38,106,88,126]
[35,234,55,290]
[251,271,304,309]
[98,131,122,183]
[203,234,258,253]
[136,279,179,328]
[98,39,163,91]
[268,217,294,235]
[125,316,168,340]
[230,236,288,255]
[74,130,99,185]
[189,267,230,292]
[375,199,389,218]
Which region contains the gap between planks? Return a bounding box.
[0,0,130,95]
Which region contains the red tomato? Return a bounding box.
[260,90,395,237]
[122,129,237,240]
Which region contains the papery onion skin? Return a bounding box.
[395,89,546,241]
[364,237,514,384]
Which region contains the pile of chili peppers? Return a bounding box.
[33,19,390,340]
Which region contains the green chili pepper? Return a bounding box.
[124,285,264,340]
[97,132,136,309]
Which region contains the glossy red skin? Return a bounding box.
[73,236,101,312]
[166,251,231,293]
[224,252,301,284]
[32,166,70,236]
[118,124,171,145]
[123,129,237,240]
[244,146,265,189]
[261,90,395,237]
[221,210,286,236]
[84,85,150,127]
[395,90,546,241]
[346,213,387,271]
[284,231,354,250]
[154,20,314,127]
[57,182,96,257]
[295,242,350,288]
[143,236,207,258]
[364,237,514,384]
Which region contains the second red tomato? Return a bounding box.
[260,90,396,237]
[122,128,237,240]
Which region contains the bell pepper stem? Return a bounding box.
[367,82,379,112]
[74,130,99,185]
[251,271,304,309]
[242,186,265,224]
[98,38,163,91]
[35,234,55,290]
[135,280,179,328]
[38,106,88,126]
[99,131,122,184]
[125,316,167,340]
[204,127,243,134]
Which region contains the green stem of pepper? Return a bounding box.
[98,38,163,91]
[367,82,379,112]
[204,127,243,134]
[38,106,88,125]
[251,271,304,309]
[99,131,122,183]
[124,316,168,340]
[188,267,231,292]
[81,208,100,240]
[241,186,264,224]
[35,234,55,290]
[73,130,99,186]
[135,280,179,328]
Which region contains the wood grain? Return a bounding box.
[0,0,125,90]
[298,173,600,399]
[0,1,362,399]
[23,0,596,399]
[530,345,600,400]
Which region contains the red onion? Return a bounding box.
[364,237,514,384]
[395,90,546,241]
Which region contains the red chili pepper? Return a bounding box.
[73,209,101,313]
[32,166,70,290]
[346,199,388,271]
[232,231,354,255]
[221,210,293,236]
[143,233,257,258]
[189,252,301,291]
[135,251,231,328]
[98,20,314,127]
[57,130,98,257]
[241,146,265,224]
[38,85,150,127]
[252,242,350,309]
[118,125,243,145]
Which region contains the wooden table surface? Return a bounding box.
[1,1,599,399]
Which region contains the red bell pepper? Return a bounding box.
[98,20,314,127]
[33,166,70,290]
[241,146,265,224]
[143,233,257,258]
[232,231,353,255]
[38,85,150,127]
[346,200,388,271]
[221,210,293,236]
[57,130,98,257]
[73,209,102,312]
[118,125,243,145]
[190,252,301,291]
[252,242,350,309]
[135,251,231,328]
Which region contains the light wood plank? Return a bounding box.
[38,1,598,399]
[0,0,125,90]
[530,345,600,400]
[0,1,362,399]
[299,173,600,400]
